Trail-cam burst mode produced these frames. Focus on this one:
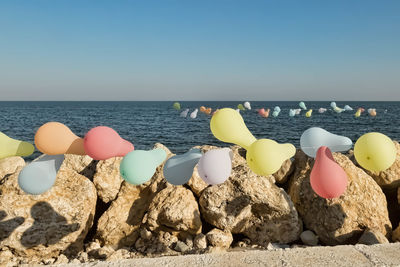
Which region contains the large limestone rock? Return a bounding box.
[143,185,202,236]
[288,150,392,245]
[60,154,96,179]
[199,159,302,246]
[0,166,97,261]
[93,157,124,203]
[96,143,172,249]
[273,159,294,184]
[363,141,400,189]
[0,156,25,179]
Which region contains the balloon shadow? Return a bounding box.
[0,210,25,242]
[67,138,85,155]
[21,202,80,248]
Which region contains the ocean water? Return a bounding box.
[0,101,399,161]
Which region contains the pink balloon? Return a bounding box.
[84,126,134,160]
[258,108,266,116]
[198,148,233,185]
[310,146,348,199]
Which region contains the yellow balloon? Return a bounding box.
[355,110,361,117]
[306,109,312,117]
[210,108,256,149]
[354,132,396,172]
[247,139,296,176]
[0,132,35,159]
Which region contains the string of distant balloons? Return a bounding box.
[0,107,396,199]
[173,101,381,118]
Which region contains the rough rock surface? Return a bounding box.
[288,150,392,245]
[206,228,233,248]
[60,154,96,179]
[273,159,294,184]
[392,224,400,242]
[0,156,25,180]
[93,157,124,203]
[363,141,400,189]
[199,155,301,246]
[358,228,389,245]
[95,144,172,248]
[187,165,209,197]
[0,166,97,261]
[143,185,202,236]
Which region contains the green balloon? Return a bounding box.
[173,102,181,110]
[237,104,245,111]
[120,148,167,185]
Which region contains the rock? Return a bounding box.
[69,258,81,264]
[77,251,89,263]
[199,157,301,247]
[273,159,294,184]
[0,167,96,261]
[107,248,132,261]
[143,185,202,236]
[300,230,318,246]
[60,154,96,179]
[398,187,400,204]
[0,249,16,266]
[96,143,171,248]
[392,224,400,242]
[42,257,56,265]
[187,165,209,197]
[185,235,194,249]
[139,228,152,240]
[288,150,392,245]
[206,229,233,248]
[174,241,190,253]
[134,230,177,255]
[54,254,69,264]
[88,245,115,260]
[357,228,389,245]
[93,157,124,203]
[363,141,400,189]
[193,233,207,250]
[0,156,25,179]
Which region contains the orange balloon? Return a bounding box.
[205,108,212,115]
[258,108,266,116]
[35,122,86,155]
[200,106,206,113]
[310,146,348,199]
[263,109,270,118]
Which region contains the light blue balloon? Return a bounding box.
[300,127,353,158]
[289,109,296,117]
[330,102,337,109]
[120,148,167,185]
[272,110,280,117]
[163,148,202,185]
[299,102,307,110]
[274,106,281,112]
[344,105,353,111]
[18,154,64,195]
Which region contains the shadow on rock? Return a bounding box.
[0,210,25,242]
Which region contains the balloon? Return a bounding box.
[359,108,365,113]
[300,127,353,158]
[274,106,281,112]
[84,126,134,160]
[305,109,312,117]
[247,139,296,176]
[180,108,189,117]
[264,108,270,118]
[18,154,64,195]
[344,105,353,111]
[173,102,181,110]
[244,102,251,110]
[258,108,266,116]
[272,110,280,117]
[368,108,377,117]
[333,106,345,113]
[354,108,362,118]
[237,104,246,111]
[120,148,167,185]
[299,102,307,110]
[330,102,337,109]
[35,122,85,155]
[163,148,202,185]
[354,132,396,172]
[200,106,207,113]
[318,108,327,113]
[211,108,256,149]
[190,108,198,119]
[310,146,348,199]
[0,132,34,160]
[295,109,302,115]
[289,109,296,117]
[205,108,212,115]
[198,148,233,185]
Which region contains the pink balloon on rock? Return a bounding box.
[310,146,348,199]
[84,126,134,160]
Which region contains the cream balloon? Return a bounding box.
[198,148,233,185]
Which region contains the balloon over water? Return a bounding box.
[173,102,181,110]
[244,102,251,110]
[190,109,198,119]
[299,102,307,110]
[180,109,189,117]
[237,104,245,111]
[0,132,34,159]
[305,109,312,117]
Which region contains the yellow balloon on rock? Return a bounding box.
[247,139,296,176]
[354,132,397,172]
[0,132,34,159]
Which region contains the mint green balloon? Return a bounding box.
[120,148,167,185]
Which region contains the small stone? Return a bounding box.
[300,230,319,246]
[69,258,81,264]
[54,254,69,264]
[77,251,89,263]
[185,235,194,249]
[358,229,389,245]
[140,228,153,240]
[206,229,233,248]
[194,233,207,249]
[85,241,101,253]
[42,258,56,265]
[107,248,132,261]
[174,241,190,253]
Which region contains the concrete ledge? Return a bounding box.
[51,243,400,267]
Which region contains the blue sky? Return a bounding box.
[0,0,399,100]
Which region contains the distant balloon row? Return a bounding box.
[174,101,381,118]
[0,107,396,199]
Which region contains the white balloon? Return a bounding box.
[300,127,353,158]
[344,105,353,111]
[198,148,233,185]
[244,101,251,110]
[180,108,189,117]
[318,108,327,113]
[190,108,198,119]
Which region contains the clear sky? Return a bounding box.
[1,0,399,101]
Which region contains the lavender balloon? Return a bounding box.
[198,148,233,185]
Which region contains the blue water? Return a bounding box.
[0,101,399,161]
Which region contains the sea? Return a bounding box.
[0,101,399,161]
